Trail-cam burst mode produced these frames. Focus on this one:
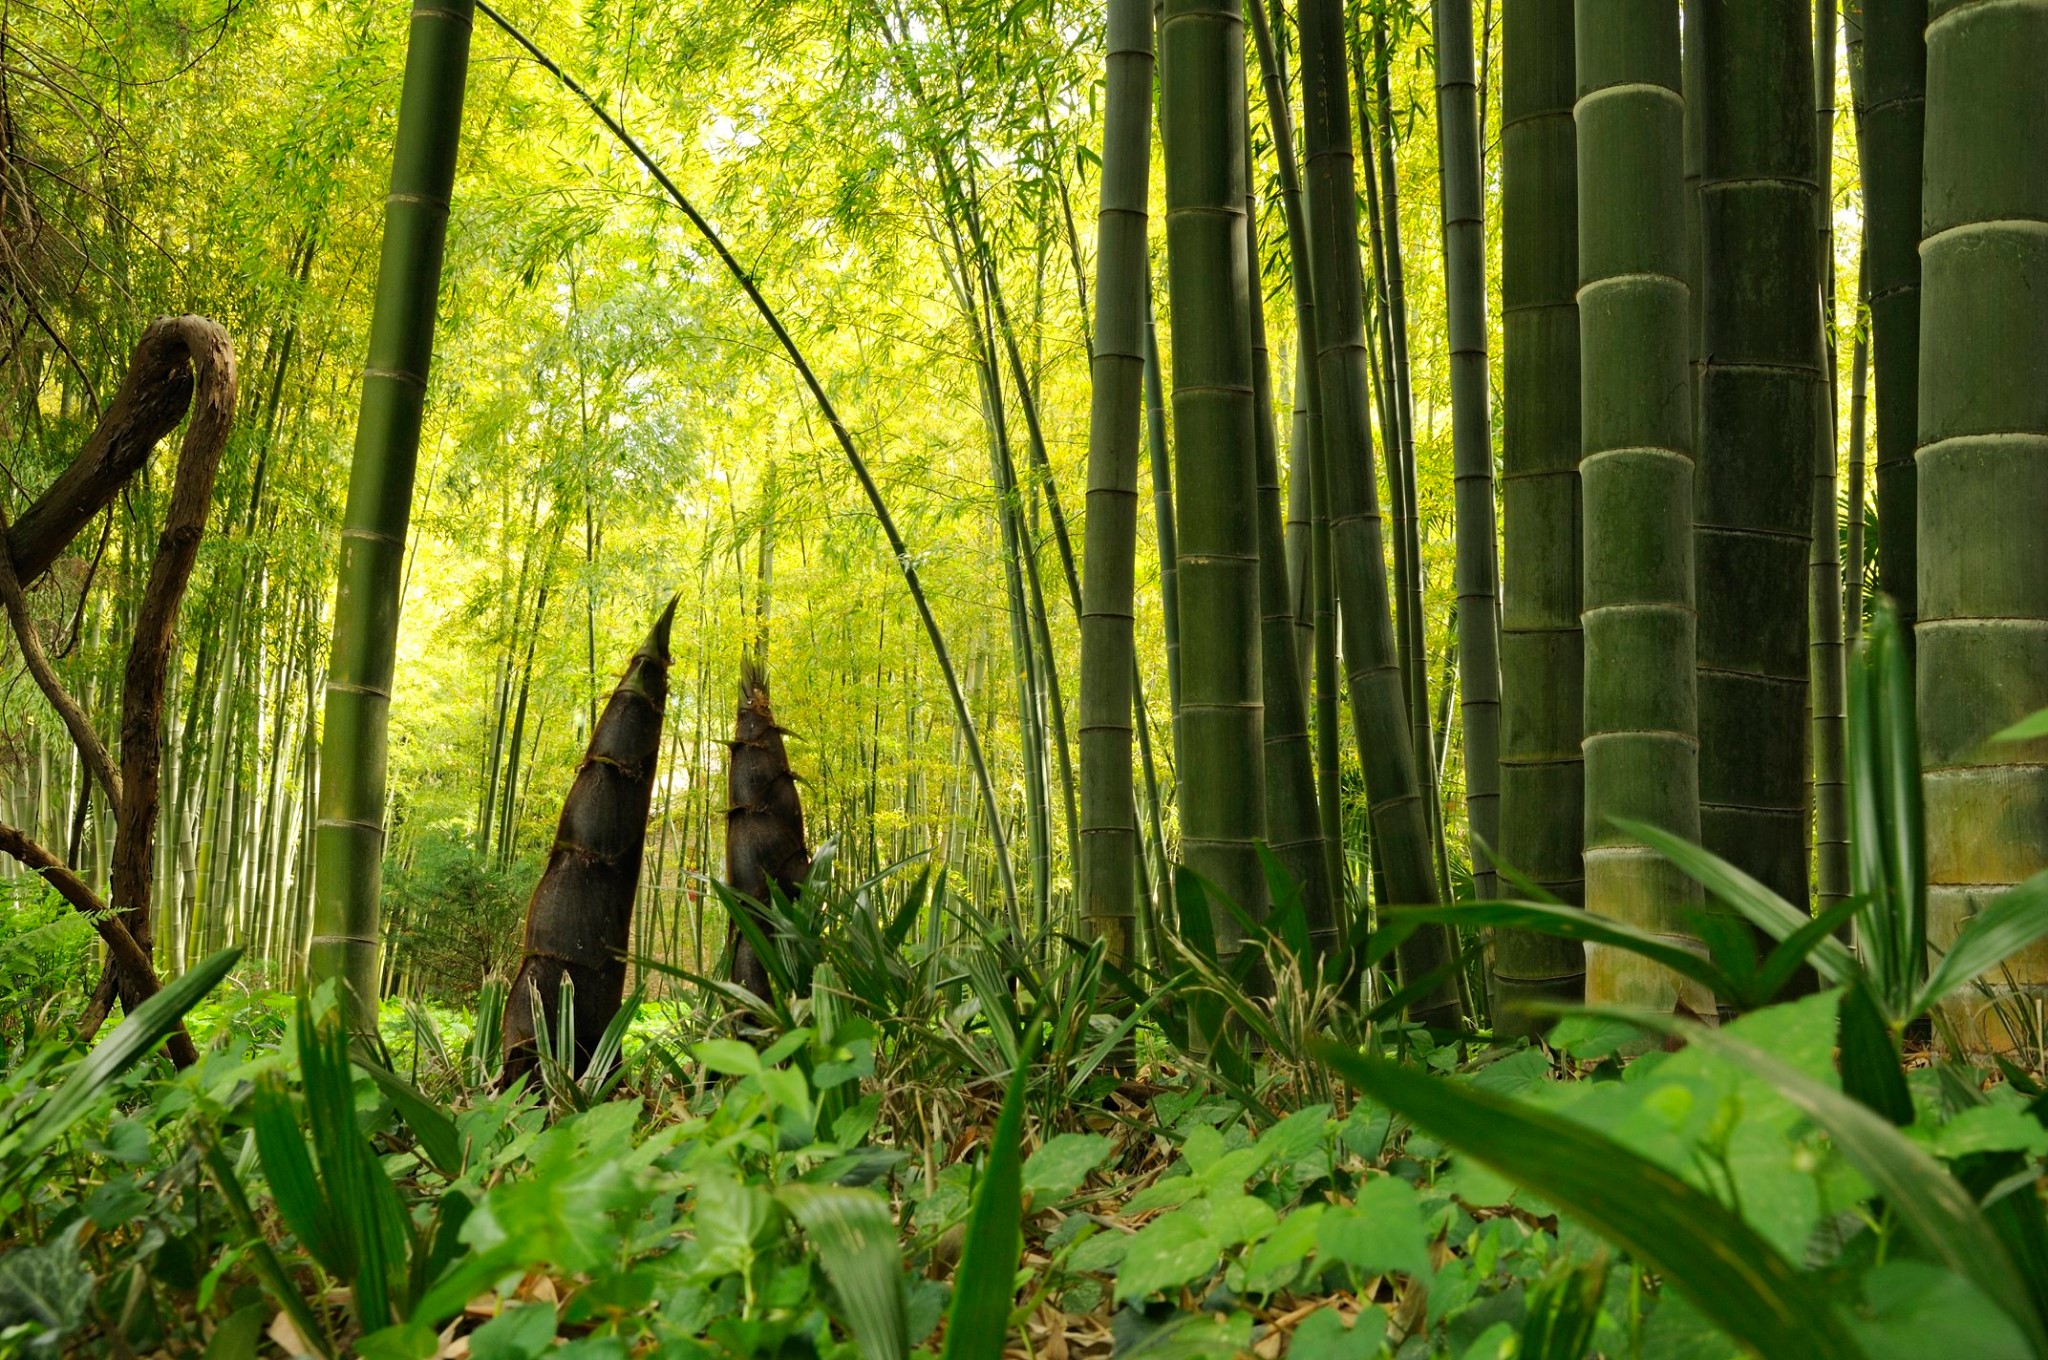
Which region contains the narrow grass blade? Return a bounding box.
[1992,707,2048,744]
[203,1138,332,1358]
[1871,611,1926,994]
[1313,1041,1865,1360]
[1757,898,1866,1005]
[780,1184,908,1360]
[939,1030,1038,1360]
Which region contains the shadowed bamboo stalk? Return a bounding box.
[1366,17,1443,890]
[1493,0,1584,1031]
[1845,3,1869,644]
[1160,0,1267,955]
[1864,0,1925,646]
[1144,281,1181,730]
[1694,0,1819,923]
[1248,0,1344,921]
[1246,132,1332,941]
[1916,0,2048,1048]
[310,0,473,1024]
[1575,0,1707,1012]
[1812,0,1849,912]
[1077,0,1153,967]
[1432,0,1503,902]
[1299,0,1458,1022]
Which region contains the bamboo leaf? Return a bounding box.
[1593,1007,2048,1354]
[1915,869,2048,1016]
[1387,901,1733,1001]
[5,946,240,1179]
[250,1072,349,1277]
[351,1058,464,1178]
[1615,819,1861,985]
[1312,1040,1867,1360]
[1837,982,1914,1126]
[938,1030,1038,1360]
[1991,707,2048,744]
[779,1184,908,1360]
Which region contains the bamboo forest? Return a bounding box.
[2,0,2047,1354]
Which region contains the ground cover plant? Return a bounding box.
[2,0,2045,1355]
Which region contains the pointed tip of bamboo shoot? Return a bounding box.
[740,652,769,708]
[647,592,680,661]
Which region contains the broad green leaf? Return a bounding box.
[1916,869,2048,1015]
[1914,1105,2048,1161]
[1253,1103,1332,1168]
[1236,1203,1322,1296]
[693,1038,763,1076]
[1314,1040,1865,1360]
[467,1302,558,1360]
[780,1184,909,1360]
[1603,1009,2047,1355]
[1196,1191,1277,1249]
[1315,1175,1430,1279]
[1021,1133,1113,1205]
[200,1303,268,1360]
[1115,1209,1219,1303]
[1848,1261,2032,1360]
[1287,1307,1383,1359]
[0,1220,93,1345]
[6,946,240,1179]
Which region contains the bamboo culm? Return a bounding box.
[1298,0,1459,1023]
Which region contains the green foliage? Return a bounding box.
[382,830,531,1002]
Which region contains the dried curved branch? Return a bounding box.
[2,317,212,587]
[103,316,236,1017]
[0,821,198,1070]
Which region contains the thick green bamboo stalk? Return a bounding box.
[1694,0,1819,918]
[1247,147,1333,943]
[1864,0,1924,643]
[1575,0,1707,1012]
[1299,0,1459,1022]
[1812,0,1849,912]
[310,0,473,1024]
[1160,0,1267,953]
[1432,0,1503,902]
[1493,0,1584,1030]
[1917,0,2048,1049]
[1077,0,1152,969]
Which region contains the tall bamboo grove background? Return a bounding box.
[0,0,2040,1040]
